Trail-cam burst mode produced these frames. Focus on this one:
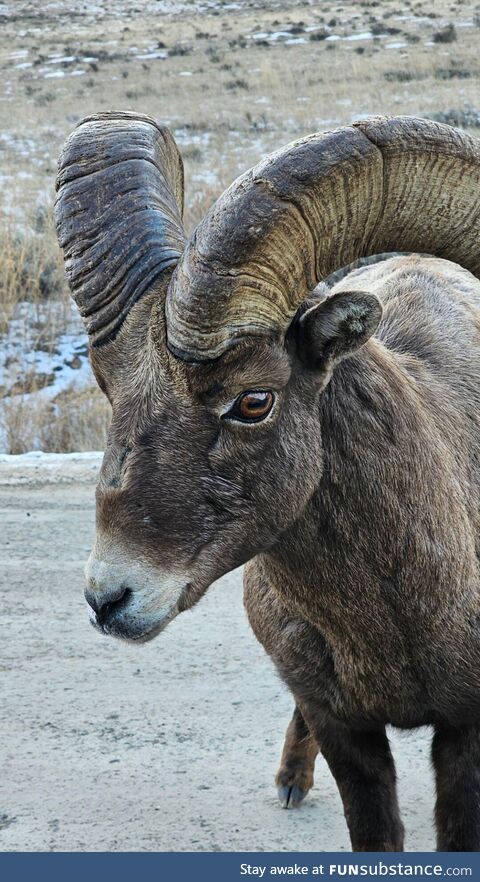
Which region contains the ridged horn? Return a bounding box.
[165,115,480,362]
[55,111,185,348]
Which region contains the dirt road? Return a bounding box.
[0,454,434,851]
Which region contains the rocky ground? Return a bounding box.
[0,454,435,852]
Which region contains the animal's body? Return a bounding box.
[55,113,480,851]
[244,256,480,851]
[247,254,480,731]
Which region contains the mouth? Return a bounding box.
[89,604,179,644]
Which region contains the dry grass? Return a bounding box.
[3,0,480,221]
[0,193,228,454]
[0,213,68,334]
[0,392,46,454]
[0,209,107,454]
[2,0,480,451]
[40,385,111,453]
[1,384,110,454]
[183,181,224,233]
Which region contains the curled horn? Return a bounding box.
[55,111,185,348]
[165,115,480,362]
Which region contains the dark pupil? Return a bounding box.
[241,392,270,417]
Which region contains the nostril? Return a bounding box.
[100,591,129,623]
[84,587,100,615]
[84,586,131,624]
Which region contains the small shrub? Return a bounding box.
[206,47,222,63]
[225,78,249,91]
[434,67,472,80]
[383,70,425,82]
[432,24,457,43]
[169,44,192,57]
[228,36,247,49]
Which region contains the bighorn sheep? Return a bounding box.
[55,113,480,852]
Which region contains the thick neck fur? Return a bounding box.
[260,336,480,708]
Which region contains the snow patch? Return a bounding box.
[344,31,375,41]
[0,451,103,467]
[135,51,167,60]
[46,55,76,64]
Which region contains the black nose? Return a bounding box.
[84,586,131,625]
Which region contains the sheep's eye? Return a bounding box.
[225,390,274,423]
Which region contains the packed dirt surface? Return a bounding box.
[0,455,436,852]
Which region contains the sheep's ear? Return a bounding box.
[296,290,382,369]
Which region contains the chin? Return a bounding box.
[89,607,179,644]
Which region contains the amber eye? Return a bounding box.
[225,390,275,424]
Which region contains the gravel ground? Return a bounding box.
[0,455,435,852]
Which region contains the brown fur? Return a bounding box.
[86,255,480,851]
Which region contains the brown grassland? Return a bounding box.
[0,0,479,452]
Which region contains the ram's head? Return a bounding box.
[55,112,480,642]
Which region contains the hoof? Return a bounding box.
[277,784,309,809]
